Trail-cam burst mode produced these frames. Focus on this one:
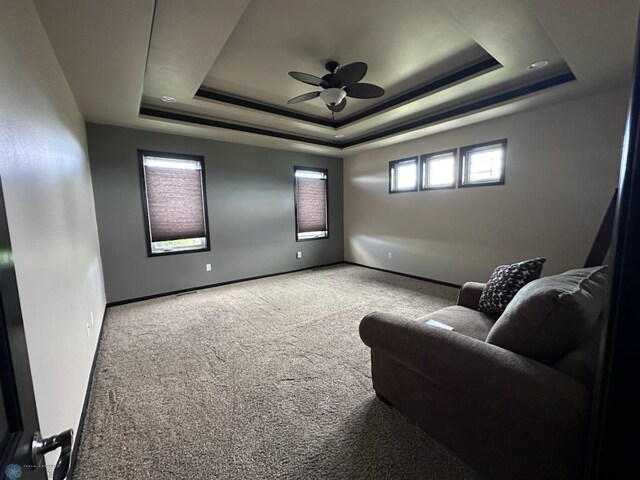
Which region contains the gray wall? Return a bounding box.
[86,124,343,303]
[0,0,106,461]
[344,89,628,285]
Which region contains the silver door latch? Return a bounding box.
[31,429,73,480]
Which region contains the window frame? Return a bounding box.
[458,139,507,188]
[138,149,211,257]
[389,156,419,194]
[419,149,458,191]
[293,166,330,242]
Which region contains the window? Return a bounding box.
[459,139,507,187]
[139,151,210,255]
[294,167,328,241]
[420,150,456,190]
[389,157,418,193]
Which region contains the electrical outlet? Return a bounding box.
[296,252,303,259]
[387,252,393,259]
[206,263,212,271]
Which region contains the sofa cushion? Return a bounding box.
[486,266,608,364]
[553,321,603,389]
[479,257,546,314]
[418,306,497,341]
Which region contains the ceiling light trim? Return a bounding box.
[527,59,551,70]
[195,57,501,129]
[140,70,575,150]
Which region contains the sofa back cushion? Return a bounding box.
[553,321,603,389]
[486,266,608,364]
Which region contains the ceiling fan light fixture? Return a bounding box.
[320,88,347,106]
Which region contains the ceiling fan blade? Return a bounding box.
[287,91,320,104]
[332,62,367,87]
[327,97,347,112]
[288,71,329,87]
[345,83,385,99]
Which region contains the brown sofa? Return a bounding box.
[359,266,607,480]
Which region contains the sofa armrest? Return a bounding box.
[456,282,485,310]
[359,311,590,422]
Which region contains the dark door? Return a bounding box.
[0,178,72,480]
[587,11,640,478]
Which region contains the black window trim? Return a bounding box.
[293,166,330,242]
[138,149,211,257]
[419,149,458,191]
[458,139,507,188]
[388,156,419,194]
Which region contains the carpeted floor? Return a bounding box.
[74,264,483,479]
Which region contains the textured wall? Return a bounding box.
[86,124,344,303]
[344,90,628,285]
[0,0,106,457]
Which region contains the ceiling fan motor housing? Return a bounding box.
[325,61,340,73]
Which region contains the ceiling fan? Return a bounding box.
[287,60,385,113]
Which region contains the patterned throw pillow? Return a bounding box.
[478,257,547,314]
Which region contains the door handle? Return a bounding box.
[31,429,74,480]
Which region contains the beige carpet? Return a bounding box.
[74,264,483,479]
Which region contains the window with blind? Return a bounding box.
[139,151,210,255]
[459,139,507,187]
[294,167,328,241]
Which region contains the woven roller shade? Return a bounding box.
[144,162,206,242]
[296,176,327,233]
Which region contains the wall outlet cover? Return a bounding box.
[206,263,212,271]
[387,252,393,259]
[296,252,303,259]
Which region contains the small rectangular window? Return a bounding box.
[459,139,507,187]
[294,167,328,241]
[389,157,418,193]
[139,151,210,256]
[420,150,456,190]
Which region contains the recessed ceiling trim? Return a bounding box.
[140,70,575,150]
[340,71,576,148]
[334,57,501,127]
[195,57,502,129]
[138,106,341,148]
[195,89,335,127]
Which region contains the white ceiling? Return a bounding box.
[33,0,640,158]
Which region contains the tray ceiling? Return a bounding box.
[33,0,640,157]
[201,0,492,118]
